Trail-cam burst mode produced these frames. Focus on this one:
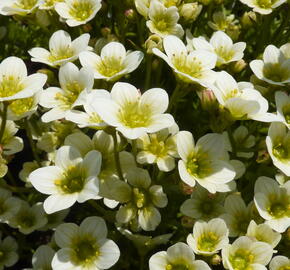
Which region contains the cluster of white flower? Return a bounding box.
[0,0,289,269]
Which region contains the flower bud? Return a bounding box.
[181,216,195,228]
[36,10,50,27]
[101,27,111,37]
[241,11,257,28]
[229,59,247,73]
[144,34,163,54]
[179,3,202,22]
[124,9,136,20]
[210,254,222,265]
[200,89,219,112]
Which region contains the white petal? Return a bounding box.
[29,166,62,195]
[95,240,120,269]
[55,223,79,248]
[176,131,195,160]
[44,193,77,214]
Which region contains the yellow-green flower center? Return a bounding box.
[118,102,152,128]
[132,187,148,208]
[69,0,94,21]
[197,232,219,252]
[256,0,275,9]
[55,81,84,108]
[0,250,6,263]
[71,237,99,265]
[147,135,168,158]
[267,193,290,218]
[96,56,125,78]
[18,213,36,228]
[172,53,203,79]
[263,63,290,82]
[272,142,290,160]
[48,47,74,63]
[43,0,63,8]
[14,0,37,10]
[9,96,34,116]
[229,249,255,270]
[186,151,211,178]
[166,264,190,270]
[0,75,23,98]
[55,166,85,194]
[282,104,290,124]
[215,46,235,63]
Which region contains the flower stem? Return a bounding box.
[88,200,115,223]
[168,84,181,113]
[144,54,152,90]
[112,130,125,181]
[24,119,41,166]
[0,102,8,144]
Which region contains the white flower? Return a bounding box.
[0,0,41,16]
[222,236,273,270]
[275,91,290,129]
[31,245,55,270]
[63,130,136,208]
[91,82,175,140]
[246,220,281,249]
[188,30,246,66]
[39,62,94,123]
[0,233,18,269]
[220,194,255,237]
[136,124,179,172]
[146,0,184,38]
[180,185,225,221]
[29,145,102,214]
[250,45,290,86]
[0,188,20,223]
[269,256,290,270]
[254,176,290,233]
[153,35,217,86]
[66,90,110,129]
[239,0,286,15]
[8,201,48,234]
[52,216,120,270]
[114,168,168,231]
[29,30,90,67]
[266,122,290,176]
[212,71,277,122]
[0,120,23,155]
[187,218,229,255]
[149,242,211,270]
[0,56,46,102]
[176,131,236,193]
[55,0,102,27]
[79,41,143,81]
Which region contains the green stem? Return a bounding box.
[88,200,115,223]
[144,54,152,90]
[140,255,145,270]
[0,103,8,144]
[227,127,236,155]
[167,84,181,113]
[0,181,32,193]
[112,130,125,181]
[24,119,41,166]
